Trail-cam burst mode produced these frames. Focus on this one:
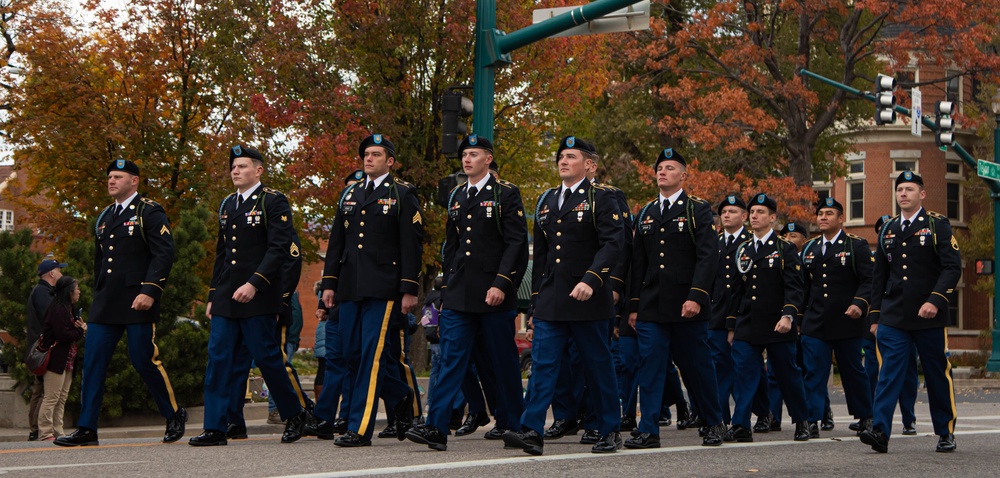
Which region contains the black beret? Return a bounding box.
[555,135,597,160]
[107,158,140,176]
[895,170,923,188]
[780,222,807,236]
[655,148,686,168]
[344,169,365,185]
[875,214,892,234]
[488,160,498,171]
[749,193,778,213]
[816,196,844,214]
[458,134,494,156]
[717,194,747,215]
[358,134,396,160]
[229,144,264,168]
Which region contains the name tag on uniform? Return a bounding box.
[342,201,356,214]
[448,201,460,219]
[639,216,654,234]
[538,204,550,224]
[803,252,815,266]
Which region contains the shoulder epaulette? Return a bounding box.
[591,183,609,191]
[846,233,863,240]
[927,211,946,219]
[140,197,160,207]
[688,195,707,204]
[805,235,822,245]
[393,177,414,188]
[777,236,792,244]
[497,179,516,188]
[262,187,284,196]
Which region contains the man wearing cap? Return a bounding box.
[25,259,66,441]
[780,222,808,253]
[319,134,424,447]
[405,134,528,451]
[799,197,873,438]
[860,171,961,454]
[56,159,185,447]
[724,193,810,443]
[853,216,918,436]
[502,136,624,455]
[624,148,724,449]
[189,145,308,446]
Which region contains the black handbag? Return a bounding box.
[25,335,53,376]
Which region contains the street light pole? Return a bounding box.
[987,91,1000,373]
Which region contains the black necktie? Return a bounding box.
[365,179,376,199]
[236,195,243,209]
[823,240,831,256]
[902,219,911,232]
[113,204,123,220]
[467,186,478,206]
[755,240,763,252]
[727,235,735,248]
[560,188,572,212]
[661,198,670,215]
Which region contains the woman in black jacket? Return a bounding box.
[38,276,86,441]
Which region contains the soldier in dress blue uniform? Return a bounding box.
[318,134,424,447]
[724,193,811,443]
[57,159,186,448]
[860,171,961,453]
[624,148,725,449]
[502,136,625,455]
[799,198,873,438]
[405,134,528,451]
[189,145,308,446]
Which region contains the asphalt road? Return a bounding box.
[3,398,999,477]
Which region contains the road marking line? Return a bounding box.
[271,428,1000,478]
[0,461,146,472]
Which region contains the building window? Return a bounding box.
[947,182,961,221]
[894,161,918,173]
[0,209,13,231]
[946,162,961,175]
[947,289,960,327]
[815,188,830,203]
[848,182,864,220]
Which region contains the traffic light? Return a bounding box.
[875,74,897,125]
[976,258,994,275]
[441,90,473,158]
[935,101,955,147]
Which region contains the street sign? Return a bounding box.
[978,159,1000,182]
[532,0,650,38]
[911,88,922,137]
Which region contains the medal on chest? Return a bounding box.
[480,201,496,218]
[246,210,262,226]
[378,198,396,214]
[124,217,138,236]
[677,217,686,232]
[572,201,591,222]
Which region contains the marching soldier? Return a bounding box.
[502,136,625,455]
[860,171,961,453]
[189,145,308,446]
[799,198,873,438]
[725,193,810,443]
[57,159,185,447]
[405,134,528,451]
[319,134,424,447]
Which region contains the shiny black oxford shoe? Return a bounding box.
[591,432,622,453]
[543,419,579,439]
[623,432,660,449]
[724,425,753,443]
[793,422,811,441]
[484,426,506,440]
[334,431,372,447]
[405,424,448,451]
[225,422,248,440]
[455,412,490,437]
[188,430,227,447]
[164,408,187,443]
[753,413,772,434]
[502,428,544,456]
[580,429,601,444]
[54,428,99,447]
[702,423,726,447]
[304,419,336,440]
[936,433,956,453]
[281,409,308,443]
[859,428,888,453]
[821,408,835,431]
[620,415,637,431]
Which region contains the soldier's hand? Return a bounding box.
[613,326,620,340]
[775,315,793,334]
[205,302,212,319]
[845,305,863,319]
[132,293,155,311]
[316,308,328,321]
[870,323,878,336]
[918,302,939,319]
[727,330,735,345]
[401,293,418,314]
[569,282,593,301]
[628,312,637,330]
[681,300,701,319]
[322,289,335,308]
[613,291,620,304]
[525,327,533,342]
[485,287,506,307]
[233,283,256,303]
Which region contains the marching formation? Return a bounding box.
[36,133,960,457]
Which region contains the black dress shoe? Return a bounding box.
[698,425,709,437]
[449,409,464,430]
[502,429,544,456]
[848,420,862,432]
[405,424,448,451]
[702,423,726,447]
[334,431,372,447]
[675,410,694,430]
[724,425,753,443]
[856,418,873,437]
[164,408,187,443]
[28,431,38,441]
[624,432,660,449]
[455,412,490,437]
[188,430,227,447]
[809,422,820,439]
[821,408,835,431]
[580,429,601,444]
[281,409,308,443]
[226,423,249,440]
[394,392,416,441]
[54,428,99,447]
[332,418,349,434]
[658,416,672,427]
[753,413,772,434]
[620,416,637,432]
[591,432,622,453]
[794,422,810,441]
[543,419,579,439]
[304,420,335,440]
[484,426,506,440]
[378,424,397,438]
[859,428,888,453]
[769,418,782,432]
[935,433,956,452]
[902,423,917,436]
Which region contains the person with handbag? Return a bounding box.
[38,276,86,441]
[24,259,66,441]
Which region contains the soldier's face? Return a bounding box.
[783,231,806,249]
[655,161,686,190]
[720,206,747,230]
[231,157,263,190]
[816,208,843,233]
[895,183,925,212]
[363,146,394,177]
[557,149,590,182]
[107,171,138,200]
[461,148,492,180]
[748,205,775,232]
